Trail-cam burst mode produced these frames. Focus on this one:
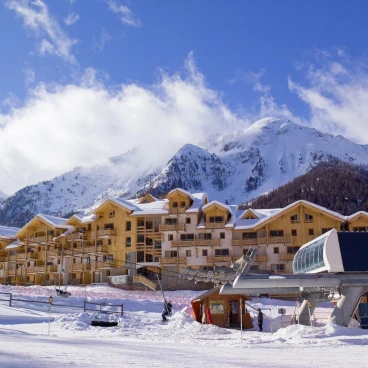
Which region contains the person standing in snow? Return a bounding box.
[162,299,172,322]
[257,308,263,331]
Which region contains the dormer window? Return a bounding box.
[180,201,186,208]
[172,202,178,208]
[304,214,313,223]
[290,214,299,224]
[109,210,115,218]
[209,216,224,223]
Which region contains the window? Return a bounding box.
[47,230,54,236]
[269,230,284,237]
[88,224,91,230]
[202,250,208,256]
[137,218,145,227]
[96,240,103,246]
[180,201,186,208]
[274,247,279,254]
[165,251,178,257]
[109,210,115,218]
[186,217,191,224]
[186,250,192,257]
[304,213,313,222]
[353,227,368,232]
[322,228,333,234]
[242,232,257,239]
[137,235,145,243]
[125,221,131,231]
[287,246,300,254]
[180,234,195,241]
[107,239,112,245]
[209,300,224,314]
[165,218,177,225]
[291,229,297,236]
[220,232,225,239]
[309,228,314,236]
[294,235,327,274]
[168,234,173,241]
[271,264,285,271]
[290,214,299,223]
[215,249,229,256]
[209,216,224,223]
[198,233,212,240]
[172,202,178,208]
[104,223,114,230]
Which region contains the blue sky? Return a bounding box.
[1,0,368,195]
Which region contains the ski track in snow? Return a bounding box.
[0,284,368,367]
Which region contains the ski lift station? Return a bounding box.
[221,229,368,328]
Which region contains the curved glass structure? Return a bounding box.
[293,234,327,274]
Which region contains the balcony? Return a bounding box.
[29,236,47,243]
[205,222,226,229]
[232,238,258,246]
[92,229,116,238]
[9,255,16,262]
[92,260,116,269]
[67,233,85,242]
[26,266,36,274]
[0,250,6,256]
[279,254,295,262]
[0,256,6,262]
[268,236,292,244]
[159,224,186,232]
[172,239,220,247]
[27,253,39,260]
[16,253,26,260]
[169,207,187,214]
[8,269,16,276]
[69,263,91,271]
[206,255,234,263]
[160,257,186,265]
[256,255,268,263]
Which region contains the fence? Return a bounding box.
[0,291,123,316]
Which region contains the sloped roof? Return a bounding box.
[346,211,368,222]
[167,188,195,200]
[202,200,232,213]
[186,192,208,213]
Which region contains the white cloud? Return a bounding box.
[0,53,246,194]
[64,12,79,26]
[288,59,368,143]
[5,0,78,63]
[106,0,141,28]
[23,68,36,87]
[93,28,111,52]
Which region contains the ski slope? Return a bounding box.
[0,284,368,367]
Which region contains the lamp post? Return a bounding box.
[48,296,53,336]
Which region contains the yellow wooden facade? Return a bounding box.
[0,190,367,287]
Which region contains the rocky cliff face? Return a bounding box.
[2,117,368,227]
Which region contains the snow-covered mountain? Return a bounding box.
[0,190,7,202]
[2,117,368,226]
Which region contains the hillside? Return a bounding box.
[247,158,368,215]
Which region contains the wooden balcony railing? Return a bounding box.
[92,229,116,237]
[206,255,233,263]
[69,264,91,271]
[256,255,268,263]
[29,236,47,243]
[0,256,6,262]
[67,233,85,241]
[9,255,16,261]
[160,257,186,265]
[279,254,295,262]
[172,239,220,247]
[92,261,116,269]
[159,224,186,232]
[205,222,226,229]
[232,239,258,246]
[8,270,16,276]
[169,207,187,214]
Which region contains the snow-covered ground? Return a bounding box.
[1,284,368,367]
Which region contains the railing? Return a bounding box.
[92,261,116,269]
[279,254,295,262]
[172,239,220,247]
[0,250,7,256]
[69,264,91,271]
[9,255,16,261]
[232,239,258,246]
[256,255,268,263]
[205,222,226,229]
[26,267,35,273]
[16,253,26,260]
[29,236,47,243]
[0,256,6,262]
[206,255,233,263]
[67,233,85,241]
[159,224,186,232]
[95,229,116,237]
[8,270,16,276]
[169,207,187,214]
[160,257,186,265]
[133,275,157,290]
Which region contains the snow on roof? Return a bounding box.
[53,227,75,241]
[37,214,71,228]
[186,193,208,213]
[202,200,232,213]
[81,214,97,223]
[167,188,195,200]
[346,211,368,221]
[0,225,20,239]
[5,239,21,250]
[129,199,169,216]
[105,198,138,212]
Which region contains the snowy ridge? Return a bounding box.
[2,117,368,226]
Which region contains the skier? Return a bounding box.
[162,299,172,322]
[257,308,263,331]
